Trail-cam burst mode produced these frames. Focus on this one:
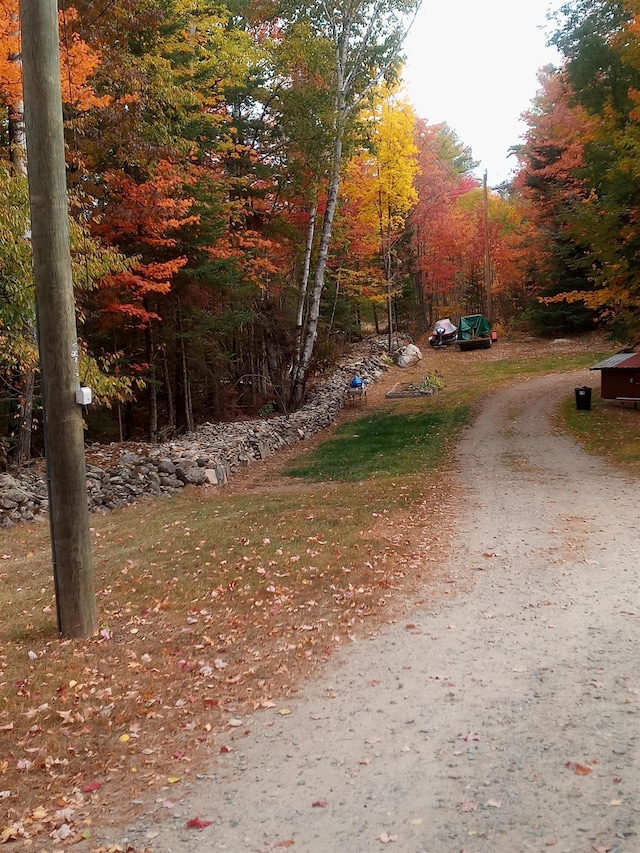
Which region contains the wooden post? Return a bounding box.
[19,0,97,638]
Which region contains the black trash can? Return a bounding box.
[575,386,592,410]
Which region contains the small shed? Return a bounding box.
[590,352,640,405]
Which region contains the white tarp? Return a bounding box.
[397,343,423,368]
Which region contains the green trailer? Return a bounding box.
[456,314,492,351]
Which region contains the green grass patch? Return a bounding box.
[561,393,640,471]
[284,406,470,482]
[474,351,609,385]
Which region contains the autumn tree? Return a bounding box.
[282,0,421,406]
[513,67,599,333]
[337,87,419,347]
[0,161,135,461]
[0,4,128,461]
[411,121,479,325]
[515,0,640,340]
[66,0,290,434]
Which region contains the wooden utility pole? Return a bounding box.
[482,170,493,323]
[19,0,97,638]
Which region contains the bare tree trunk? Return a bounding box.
[387,278,394,352]
[178,312,194,432]
[9,25,32,460]
[248,318,259,408]
[290,134,343,408]
[161,346,175,434]
[328,269,341,335]
[8,102,26,174]
[146,321,158,443]
[293,199,317,367]
[184,356,193,431]
[11,319,38,466]
[8,13,27,177]
[264,335,287,414]
[15,368,35,464]
[414,270,428,332]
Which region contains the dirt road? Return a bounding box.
[125,368,639,853]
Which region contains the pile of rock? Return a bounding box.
[0,346,390,528]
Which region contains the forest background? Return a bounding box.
[1,0,639,464]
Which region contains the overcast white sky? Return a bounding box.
[403,0,564,184]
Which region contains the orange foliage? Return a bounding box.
[58,7,111,110]
[516,69,594,210]
[208,230,280,289]
[0,2,109,110]
[91,161,199,328]
[411,121,481,305]
[513,68,599,288]
[92,162,200,250]
[102,257,187,326]
[0,1,20,107]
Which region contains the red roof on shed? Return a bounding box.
[590,353,640,370]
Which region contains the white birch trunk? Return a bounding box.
[291,132,343,407]
[293,198,318,371]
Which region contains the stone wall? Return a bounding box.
[0,343,390,528]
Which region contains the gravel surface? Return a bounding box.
[128,367,639,853]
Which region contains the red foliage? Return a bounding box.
[90,161,199,328]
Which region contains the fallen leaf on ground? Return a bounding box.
[311,801,327,808]
[272,841,294,848]
[50,824,74,841]
[186,817,212,829]
[1,824,25,843]
[565,761,592,775]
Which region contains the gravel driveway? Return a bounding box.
[132,368,639,853]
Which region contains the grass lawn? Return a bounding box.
[561,391,640,470]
